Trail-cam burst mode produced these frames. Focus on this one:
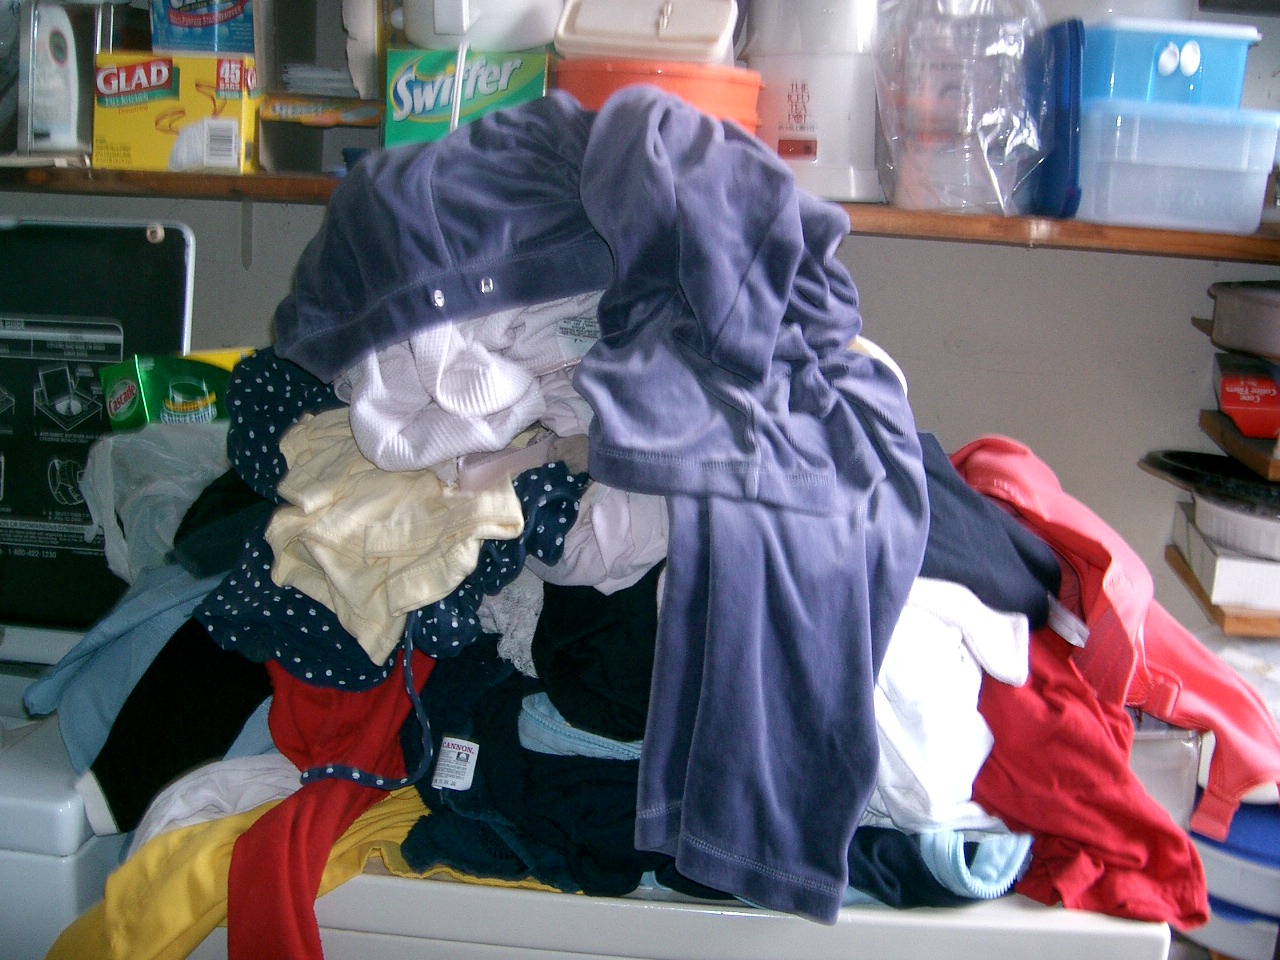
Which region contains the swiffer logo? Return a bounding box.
[390,55,524,122]
[96,59,179,107]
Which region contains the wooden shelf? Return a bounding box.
[841,204,1280,266]
[4,165,1280,265]
[0,165,338,204]
[1199,409,1280,481]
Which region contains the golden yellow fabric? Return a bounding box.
[46,786,558,960]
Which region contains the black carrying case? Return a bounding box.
[0,218,192,640]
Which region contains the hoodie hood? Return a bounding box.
[274,90,614,383]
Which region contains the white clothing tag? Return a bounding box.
[557,311,599,360]
[1047,594,1089,648]
[431,736,480,791]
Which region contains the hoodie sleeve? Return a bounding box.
[581,86,856,383]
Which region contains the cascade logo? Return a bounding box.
[96,59,179,106]
[106,379,138,420]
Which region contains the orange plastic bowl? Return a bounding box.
[552,57,763,134]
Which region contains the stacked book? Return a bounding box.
[1166,499,1280,638]
[1196,281,1280,482]
[1153,282,1280,637]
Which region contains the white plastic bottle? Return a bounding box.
[740,0,884,202]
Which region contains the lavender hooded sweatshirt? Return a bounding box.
[571,88,929,922]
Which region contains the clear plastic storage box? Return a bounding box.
[1081,17,1259,107]
[1075,98,1280,234]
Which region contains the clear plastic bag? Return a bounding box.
[874,0,1049,215]
[80,421,230,584]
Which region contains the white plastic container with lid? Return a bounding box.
[554,0,738,63]
[1209,281,1280,362]
[1076,98,1280,234]
[1195,492,1280,563]
[741,0,883,202]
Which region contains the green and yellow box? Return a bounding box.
[384,46,549,149]
[93,52,260,172]
[100,352,249,431]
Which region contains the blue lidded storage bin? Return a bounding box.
[1082,17,1260,107]
[1186,795,1280,960]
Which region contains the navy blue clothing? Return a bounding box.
[847,828,981,909]
[224,347,346,504]
[530,561,662,743]
[405,461,587,658]
[195,527,396,691]
[261,84,930,923]
[88,618,271,832]
[918,432,1061,627]
[169,469,275,578]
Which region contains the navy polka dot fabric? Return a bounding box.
[405,460,588,657]
[197,461,587,689]
[225,346,346,504]
[194,529,395,691]
[206,347,589,702]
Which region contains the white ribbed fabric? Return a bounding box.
[339,292,602,472]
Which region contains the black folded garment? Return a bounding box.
[86,617,272,833]
[168,468,274,578]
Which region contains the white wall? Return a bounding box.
[839,237,1279,631]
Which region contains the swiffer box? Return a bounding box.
[384,46,549,148]
[92,52,260,172]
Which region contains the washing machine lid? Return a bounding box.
[0,714,92,856]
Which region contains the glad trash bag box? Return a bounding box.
[92,52,260,172]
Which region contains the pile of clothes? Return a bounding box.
[27,86,1280,960]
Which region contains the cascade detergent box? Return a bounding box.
[92,53,260,172]
[99,353,244,431]
[384,46,549,148]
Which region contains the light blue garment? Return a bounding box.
[517,692,642,761]
[919,830,1033,900]
[24,564,223,773]
[837,830,1032,908]
[225,696,275,759]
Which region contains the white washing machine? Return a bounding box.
[0,665,127,960]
